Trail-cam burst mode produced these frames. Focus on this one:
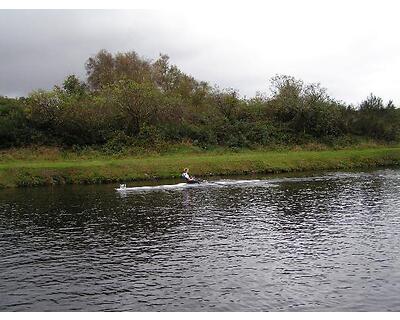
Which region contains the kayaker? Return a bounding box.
[181,168,200,184]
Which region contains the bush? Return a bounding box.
[2,51,400,152]
[0,97,33,148]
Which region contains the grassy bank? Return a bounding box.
[1,146,400,188]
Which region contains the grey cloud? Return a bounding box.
[0,8,399,105]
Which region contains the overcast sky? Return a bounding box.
[1,3,399,105]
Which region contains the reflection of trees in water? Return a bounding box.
[0,171,396,254]
[0,185,197,253]
[178,179,344,234]
[272,180,347,230]
[198,173,390,238]
[268,172,391,237]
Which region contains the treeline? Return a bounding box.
[1,49,400,151]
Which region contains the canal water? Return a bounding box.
[1,169,400,311]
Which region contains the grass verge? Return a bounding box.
[1,147,400,188]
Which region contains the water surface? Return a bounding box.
[1,169,400,311]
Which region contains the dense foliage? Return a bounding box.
[1,50,399,151]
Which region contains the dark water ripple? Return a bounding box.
[1,169,400,311]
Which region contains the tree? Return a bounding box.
[101,80,162,136]
[85,49,115,90]
[63,75,87,95]
[359,94,384,111]
[85,50,211,106]
[269,74,303,99]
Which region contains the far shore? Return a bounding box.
[1,147,400,188]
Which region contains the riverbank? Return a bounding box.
[1,147,400,188]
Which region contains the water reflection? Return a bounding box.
[1,169,400,311]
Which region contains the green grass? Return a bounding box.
[1,147,400,188]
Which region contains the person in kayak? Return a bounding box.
[181,168,200,184]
